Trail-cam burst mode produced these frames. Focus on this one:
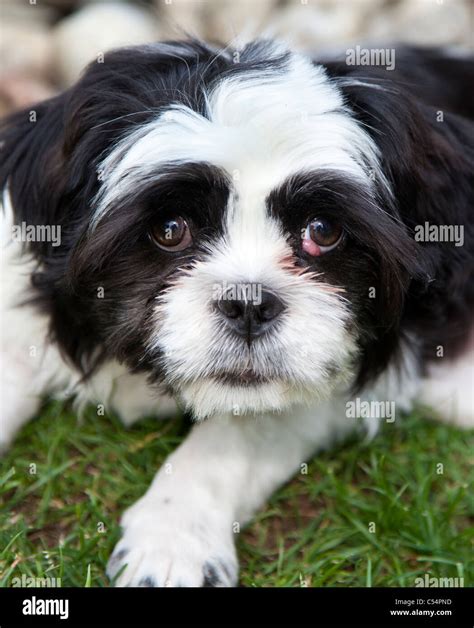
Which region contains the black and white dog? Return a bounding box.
[1,41,473,587]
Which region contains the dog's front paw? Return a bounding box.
[107,495,238,587]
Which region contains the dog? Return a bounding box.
[1,40,473,587]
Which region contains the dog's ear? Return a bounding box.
[324,53,474,376]
[0,67,133,258]
[0,80,113,258]
[322,51,474,231]
[0,95,69,247]
[338,84,474,237]
[0,42,214,252]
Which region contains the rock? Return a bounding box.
[267,0,373,51]
[0,74,56,117]
[154,0,205,40]
[368,0,471,47]
[0,19,53,77]
[204,0,277,45]
[52,2,161,86]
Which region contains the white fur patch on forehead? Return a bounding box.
[92,47,388,227]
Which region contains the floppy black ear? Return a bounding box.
[0,96,97,370]
[323,48,474,230]
[0,95,68,245]
[324,49,474,366]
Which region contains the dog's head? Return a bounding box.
[5,40,458,418]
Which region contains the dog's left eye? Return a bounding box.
[301,217,343,256]
[149,216,192,251]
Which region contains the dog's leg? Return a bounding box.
[0,350,42,453]
[0,285,67,453]
[419,345,474,429]
[0,203,47,451]
[107,398,353,587]
[0,330,69,453]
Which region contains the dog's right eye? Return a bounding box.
[149,215,192,251]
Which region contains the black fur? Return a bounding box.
[324,47,474,371]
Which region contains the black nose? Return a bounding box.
[216,286,285,340]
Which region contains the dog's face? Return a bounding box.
[2,41,422,418]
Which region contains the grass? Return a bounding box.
[0,401,472,587]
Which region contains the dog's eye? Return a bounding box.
[149,216,192,251]
[302,218,343,256]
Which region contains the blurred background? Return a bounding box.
[0,0,472,115]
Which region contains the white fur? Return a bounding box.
[150,228,357,418]
[107,397,357,587]
[419,345,474,428]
